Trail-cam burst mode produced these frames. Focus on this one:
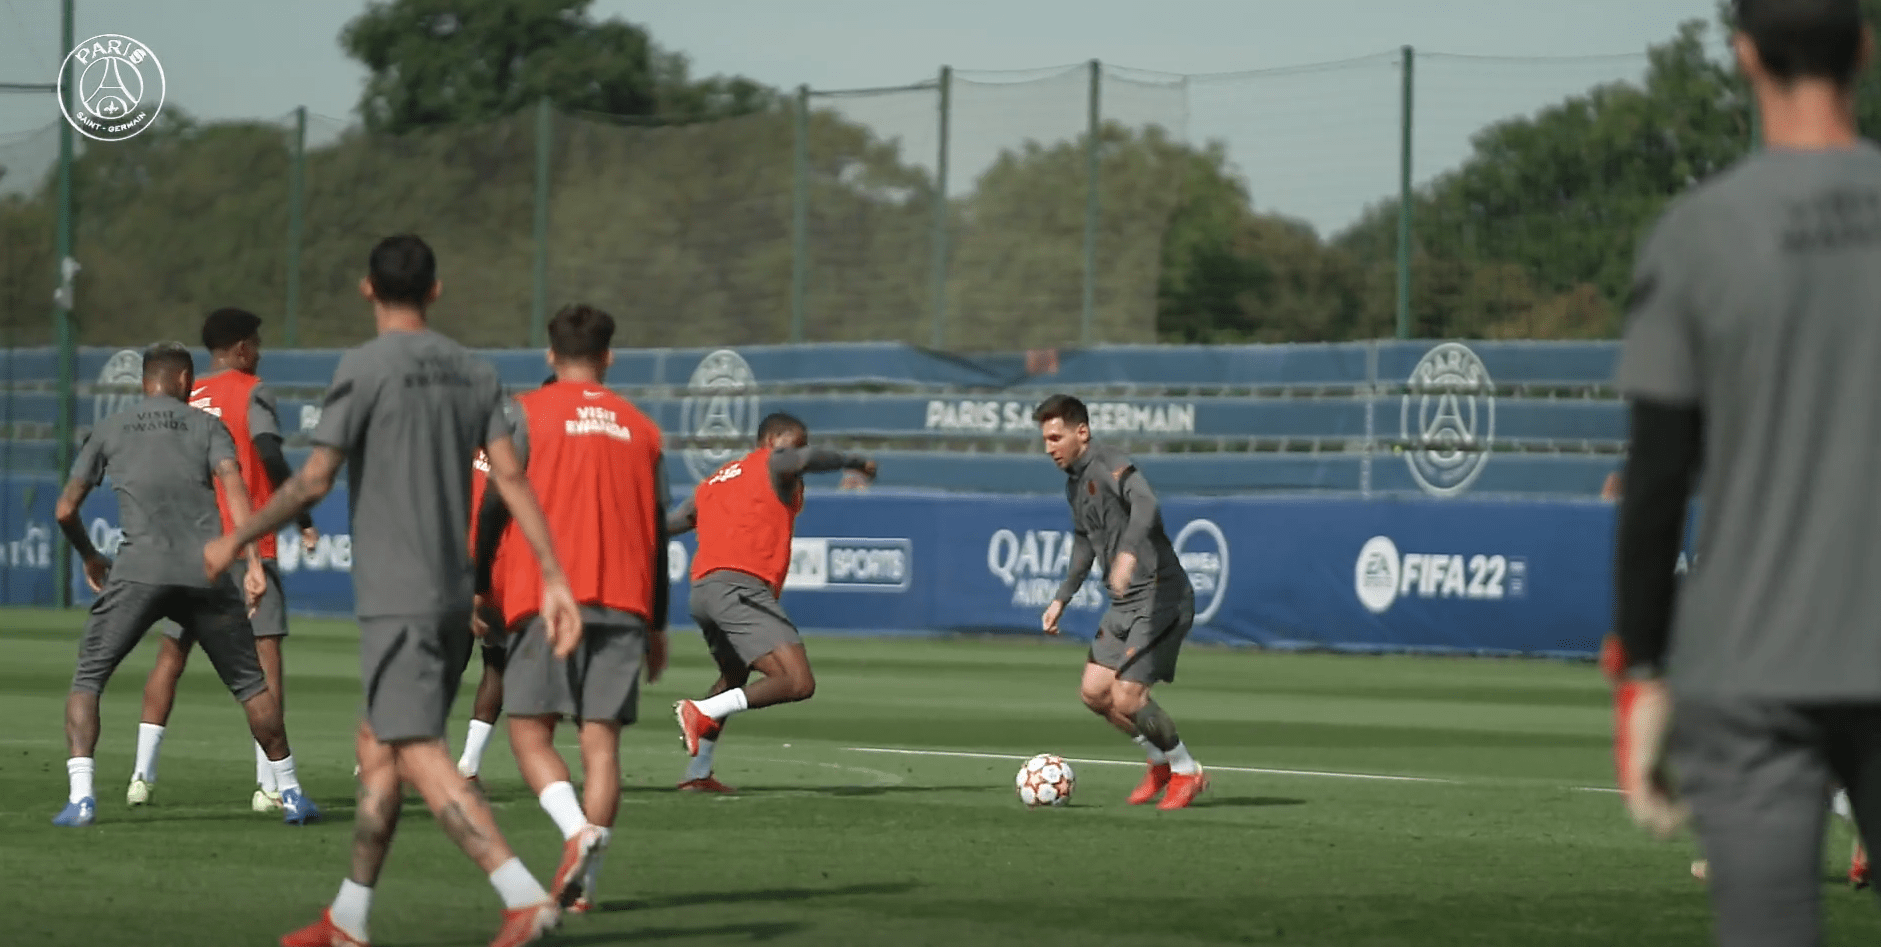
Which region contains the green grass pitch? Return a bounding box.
[1,609,1876,946]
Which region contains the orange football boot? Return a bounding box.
[1157,769,1209,810]
[673,701,722,757]
[280,909,369,947]
[1852,839,1870,890]
[677,775,737,794]
[1126,764,1172,805]
[488,901,558,947]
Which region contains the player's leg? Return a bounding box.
[248,563,291,810]
[1823,705,1881,898]
[283,721,400,947]
[127,627,191,805]
[459,621,508,781]
[502,613,603,907]
[180,582,317,825]
[673,579,748,786]
[1116,592,1203,810]
[1671,698,1831,947]
[60,580,168,826]
[679,660,747,792]
[368,614,559,941]
[565,618,645,910]
[675,579,807,745]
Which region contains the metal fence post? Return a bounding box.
[285,105,306,347]
[789,85,810,344]
[529,96,552,348]
[1396,45,1415,341]
[1080,59,1101,346]
[929,66,952,350]
[52,0,75,608]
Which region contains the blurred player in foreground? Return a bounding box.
[1033,394,1206,810]
[54,342,312,827]
[128,307,320,813]
[1610,1,1881,942]
[206,235,579,947]
[474,305,668,913]
[668,413,876,791]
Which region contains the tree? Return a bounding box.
[341,0,776,135]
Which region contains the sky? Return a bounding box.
[0,0,1723,236]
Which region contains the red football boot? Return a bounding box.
[550,825,605,908]
[676,774,738,794]
[1126,764,1172,805]
[1851,839,1870,890]
[673,701,722,757]
[280,909,369,947]
[488,901,558,947]
[1157,769,1209,810]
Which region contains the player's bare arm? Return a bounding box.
[252,431,317,548]
[485,433,584,657]
[665,496,698,537]
[206,445,344,581]
[213,457,269,609]
[53,475,109,592]
[767,446,875,496]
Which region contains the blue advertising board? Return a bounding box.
[13,480,1685,659]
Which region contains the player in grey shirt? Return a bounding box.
[1032,394,1207,811]
[204,235,579,947]
[1611,1,1881,943]
[51,342,310,828]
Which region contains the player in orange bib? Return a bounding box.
[473,306,669,912]
[125,307,321,815]
[667,413,876,792]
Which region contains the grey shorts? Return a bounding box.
[1088,585,1194,685]
[691,571,801,676]
[165,560,287,640]
[359,611,474,743]
[1671,698,1881,947]
[503,607,646,724]
[75,577,266,701]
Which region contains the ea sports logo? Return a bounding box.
[1401,342,1494,497]
[58,35,166,142]
[1354,535,1401,614]
[1172,519,1229,625]
[680,349,760,483]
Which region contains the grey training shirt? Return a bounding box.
[71,394,237,587]
[311,329,506,618]
[1053,442,1189,609]
[1616,141,1881,700]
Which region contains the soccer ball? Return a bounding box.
[1015,754,1075,808]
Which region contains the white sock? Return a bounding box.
[489,857,551,910]
[330,879,372,942]
[269,754,302,794]
[133,723,165,782]
[538,781,587,840]
[1165,741,1200,776]
[256,741,278,792]
[685,739,717,781]
[584,827,612,901]
[1132,735,1168,766]
[1835,789,1855,823]
[67,757,95,804]
[460,719,495,776]
[695,688,749,721]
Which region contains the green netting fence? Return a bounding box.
[4,49,1715,355]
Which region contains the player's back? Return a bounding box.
[1644,142,1881,698]
[500,382,663,622]
[190,369,280,558]
[313,329,501,617]
[86,397,227,586]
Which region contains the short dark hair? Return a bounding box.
[757,412,807,444]
[142,341,194,380]
[201,307,262,353]
[547,304,614,363]
[367,234,437,308]
[1032,394,1090,429]
[1735,0,1866,86]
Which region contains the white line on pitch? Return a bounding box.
[1572,786,1623,794]
[843,746,1457,784]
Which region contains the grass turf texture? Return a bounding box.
[1,609,1876,947]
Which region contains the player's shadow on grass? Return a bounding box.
[595,880,920,914]
[1204,796,1308,808]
